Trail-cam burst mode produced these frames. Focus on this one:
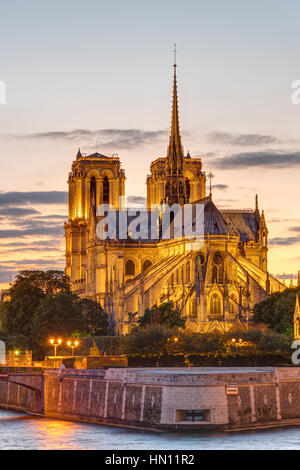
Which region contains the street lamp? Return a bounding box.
[67,340,79,356]
[49,338,62,357]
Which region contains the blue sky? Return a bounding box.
[0,0,300,286]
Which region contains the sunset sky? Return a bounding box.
[0,0,300,289]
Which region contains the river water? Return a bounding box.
[1,409,300,450]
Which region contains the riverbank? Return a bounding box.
[2,367,300,432]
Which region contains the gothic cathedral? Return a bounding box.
[65,60,285,335]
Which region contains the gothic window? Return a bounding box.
[195,254,205,281]
[186,262,190,283]
[210,292,222,315]
[142,259,152,272]
[185,178,190,200]
[90,176,96,216]
[212,253,224,283]
[125,259,135,276]
[229,295,238,315]
[103,176,109,204]
[165,181,170,198]
[262,232,267,247]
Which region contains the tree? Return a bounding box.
[31,293,86,356]
[12,270,70,295]
[0,270,70,347]
[126,325,179,356]
[252,287,300,335]
[1,283,44,344]
[137,302,186,329]
[78,298,110,336]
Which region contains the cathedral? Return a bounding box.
[65,59,286,335]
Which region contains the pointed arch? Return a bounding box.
[125,259,135,276]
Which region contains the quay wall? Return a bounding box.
[2,367,300,431]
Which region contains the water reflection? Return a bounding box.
[1,409,300,450]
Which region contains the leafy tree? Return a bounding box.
[1,283,44,344]
[31,293,86,356]
[253,287,300,335]
[78,298,110,336]
[137,302,186,329]
[12,270,70,295]
[126,325,179,356]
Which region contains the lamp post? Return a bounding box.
[67,340,79,356]
[49,338,62,357]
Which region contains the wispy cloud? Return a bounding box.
[127,196,147,206]
[0,227,63,239]
[6,128,167,150]
[207,131,280,146]
[269,236,300,246]
[0,191,68,206]
[212,150,300,169]
[212,184,228,191]
[0,207,41,217]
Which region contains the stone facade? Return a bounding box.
[65,62,288,335]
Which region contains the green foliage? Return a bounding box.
[137,302,186,329]
[126,325,179,356]
[0,270,110,359]
[78,298,110,336]
[253,287,300,335]
[32,293,86,341]
[124,326,290,361]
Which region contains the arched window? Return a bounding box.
[210,292,222,315]
[142,259,152,272]
[103,176,109,204]
[195,254,205,281]
[185,178,190,200]
[229,295,237,315]
[90,176,96,216]
[212,253,224,284]
[125,259,135,276]
[186,262,190,283]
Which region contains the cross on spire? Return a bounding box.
[173,43,177,67]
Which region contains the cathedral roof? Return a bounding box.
[200,198,237,236]
[221,210,259,242]
[87,152,113,159]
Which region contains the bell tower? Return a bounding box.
[65,150,125,286]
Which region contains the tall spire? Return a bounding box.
[166,43,184,176]
[164,45,189,206]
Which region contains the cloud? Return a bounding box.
[207,131,280,146]
[289,226,300,233]
[0,226,63,239]
[0,240,61,248]
[269,236,300,246]
[1,258,64,266]
[212,184,228,191]
[212,150,300,169]
[0,271,17,283]
[268,218,300,224]
[0,191,68,206]
[0,207,41,217]
[127,196,147,206]
[7,128,167,150]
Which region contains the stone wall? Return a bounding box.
[2,367,300,431]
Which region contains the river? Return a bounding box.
[0,409,300,450]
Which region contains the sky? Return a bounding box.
[0,0,300,289]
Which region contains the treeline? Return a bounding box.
[0,270,110,358]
